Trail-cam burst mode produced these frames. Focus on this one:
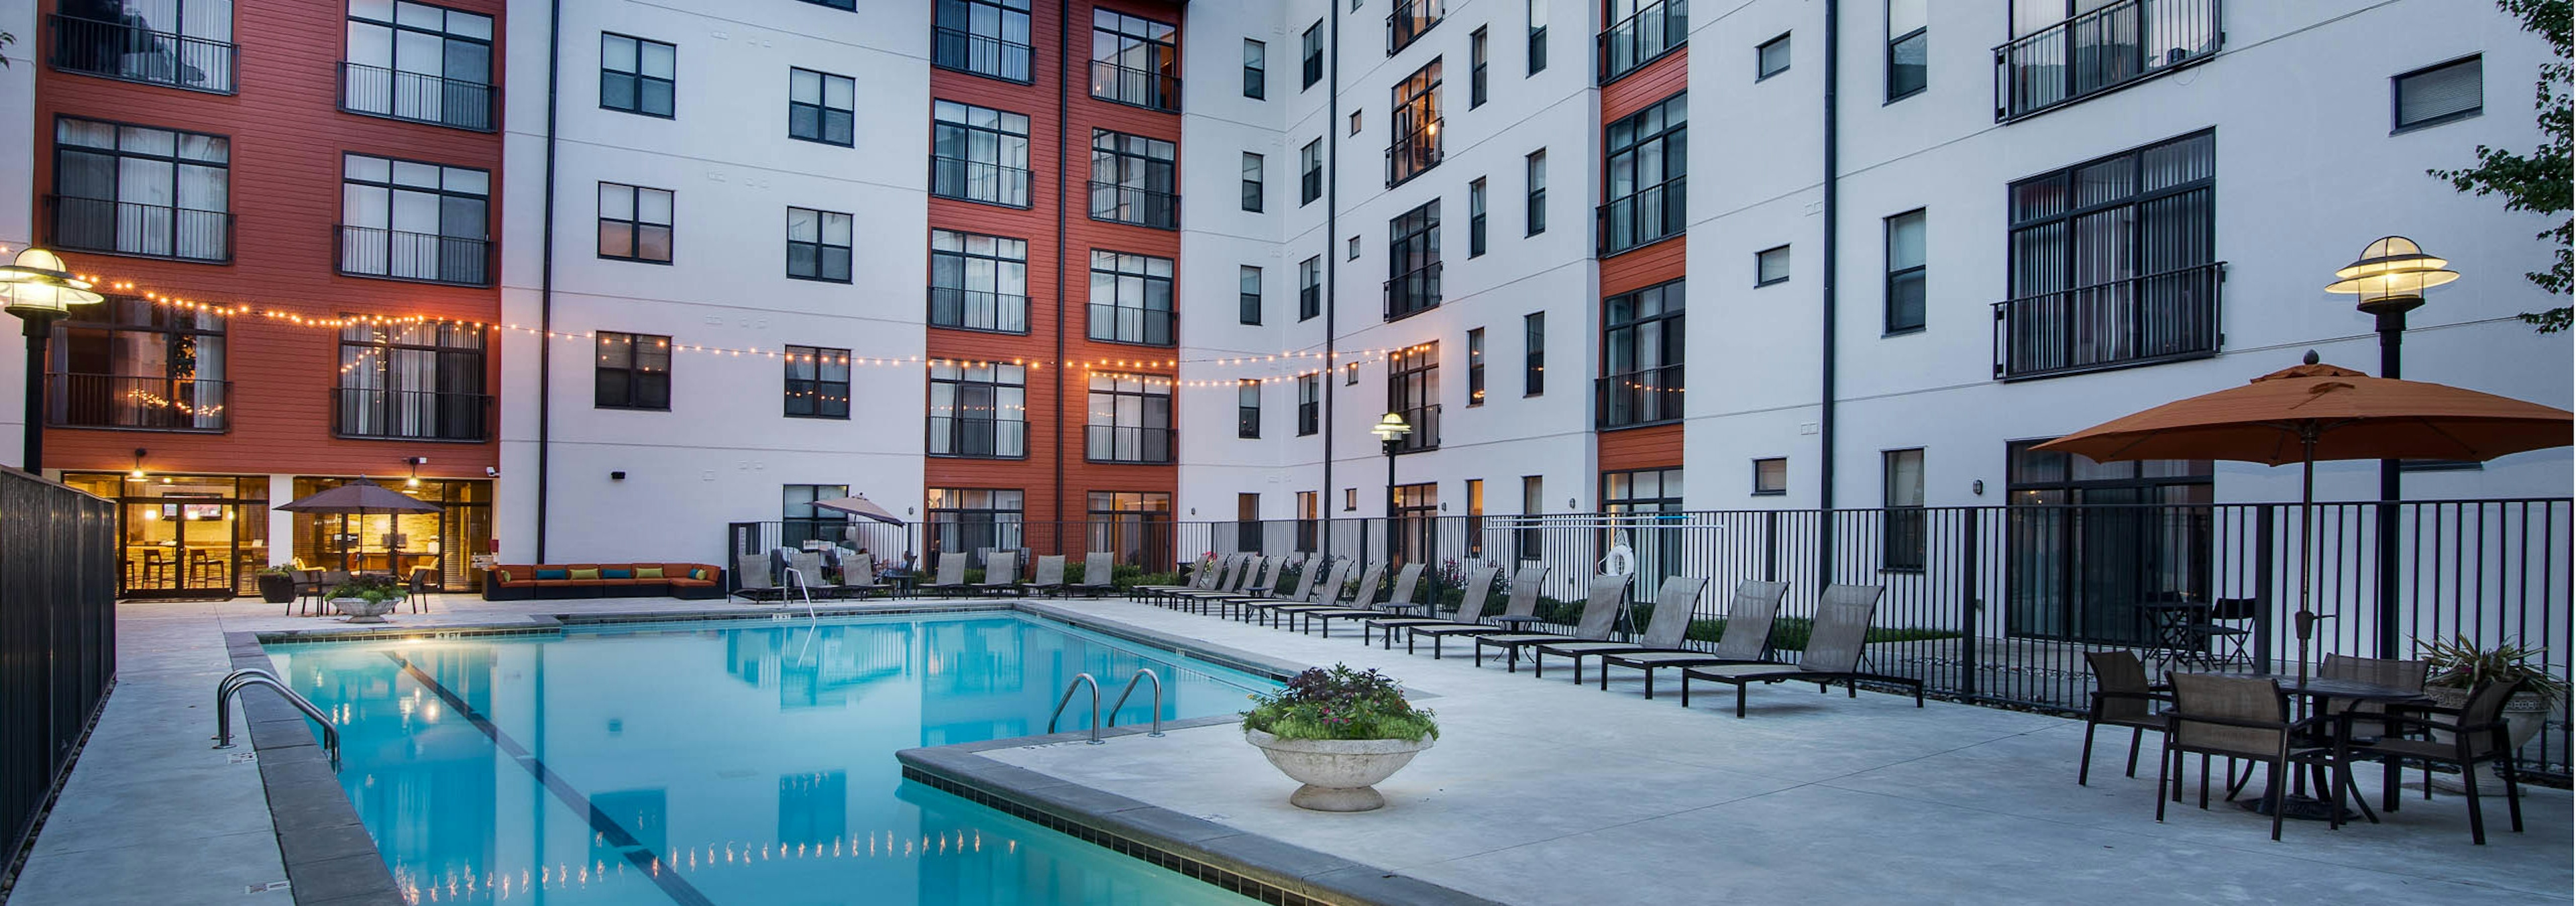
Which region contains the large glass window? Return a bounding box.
[339,152,488,285]
[1086,491,1171,568]
[1087,372,1173,463]
[1885,209,1926,333]
[1599,279,1682,427]
[928,362,1028,458]
[600,33,676,117]
[1243,39,1267,99]
[786,207,853,283]
[1090,130,1178,229]
[1603,467,1683,513]
[788,67,855,146]
[1386,199,1442,319]
[1882,448,1925,570]
[1388,0,1442,54]
[54,0,237,93]
[595,331,671,410]
[932,101,1033,207]
[597,182,674,263]
[1887,0,1926,101]
[47,298,226,432]
[50,116,229,261]
[1237,379,1261,438]
[1240,265,1263,325]
[784,346,850,419]
[930,230,1029,333]
[1997,0,2220,121]
[336,321,486,440]
[782,484,851,550]
[1386,341,1439,453]
[1299,255,1322,321]
[928,489,1026,557]
[1087,251,1175,346]
[343,0,492,130]
[1090,9,1179,111]
[2004,439,2212,643]
[1601,0,1686,83]
[1601,93,1685,254]
[933,0,1032,83]
[2000,130,2218,379]
[1387,59,1442,187]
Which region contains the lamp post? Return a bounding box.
[0,248,107,475]
[2324,236,2458,658]
[1370,411,1413,561]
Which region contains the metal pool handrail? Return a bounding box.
[1048,672,1106,744]
[213,668,341,770]
[1106,668,1165,737]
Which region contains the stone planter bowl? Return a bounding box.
[333,597,398,623]
[1244,729,1433,812]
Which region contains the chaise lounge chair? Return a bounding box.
[1228,556,1340,622]
[1128,555,1216,603]
[920,552,974,597]
[1472,574,1632,672]
[1267,561,1386,633]
[1597,580,1789,697]
[1187,555,1298,617]
[971,551,1022,597]
[1679,585,1925,717]
[1071,552,1118,597]
[1244,559,1360,627]
[733,552,782,603]
[1364,564,1501,647]
[1302,562,1427,639]
[1172,555,1275,613]
[1026,554,1068,597]
[1529,576,1709,683]
[1403,566,1550,658]
[829,552,891,599]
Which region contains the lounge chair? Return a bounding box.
[1679,585,1926,717]
[1365,564,1500,647]
[1139,554,1232,606]
[971,551,1022,597]
[1267,561,1385,632]
[1241,558,1354,627]
[1597,580,1789,698]
[1172,555,1273,613]
[1205,555,1318,619]
[831,552,890,599]
[1303,563,1428,639]
[1026,555,1068,597]
[920,552,974,597]
[1473,574,1632,672]
[1070,552,1118,597]
[732,552,781,602]
[1529,576,1710,683]
[1404,566,1550,658]
[1127,555,1214,602]
[785,550,826,600]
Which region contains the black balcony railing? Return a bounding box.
[1992,262,2224,381]
[339,61,496,132]
[47,373,228,432]
[1086,304,1176,347]
[1385,120,1443,187]
[1087,181,1179,230]
[928,287,1030,334]
[931,156,1035,208]
[931,26,1034,83]
[46,195,231,262]
[1383,262,1442,320]
[1595,0,1687,85]
[1597,180,1686,256]
[1388,403,1440,452]
[928,415,1028,459]
[330,387,491,442]
[337,225,491,286]
[1596,364,1682,428]
[1085,425,1176,464]
[1385,0,1442,54]
[1089,60,1181,112]
[1994,0,2220,121]
[47,13,236,94]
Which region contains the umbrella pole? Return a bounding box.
[2296,432,2317,688]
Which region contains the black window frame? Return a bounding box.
[1526,0,1548,74]
[1756,32,1790,80]
[927,488,1028,555]
[1470,26,1490,107]
[1299,255,1323,321]
[782,483,853,549]
[2392,55,2483,133]
[1297,372,1322,435]
[46,297,229,433]
[1386,199,1443,320]
[341,0,492,130]
[48,115,233,263]
[1466,326,1486,407]
[1884,208,1926,334]
[1302,21,1326,89]
[333,319,486,441]
[1601,466,1684,515]
[1089,129,1179,230]
[1388,0,1444,55]
[1085,371,1175,464]
[1468,177,1488,257]
[788,66,856,146]
[1881,448,1925,572]
[1755,244,1790,287]
[1088,250,1177,346]
[1090,9,1181,113]
[1238,379,1263,438]
[596,181,674,264]
[594,331,672,411]
[1244,38,1267,99]
[930,228,1032,334]
[1300,138,1325,205]
[1525,148,1547,235]
[1387,58,1444,187]
[931,100,1034,209]
[1752,457,1788,495]
[1599,277,1684,429]
[786,206,853,283]
[337,151,490,286]
[1242,151,1265,212]
[600,33,677,118]
[783,345,851,419]
[1599,0,1687,85]
[932,0,1034,84]
[928,362,1030,458]
[1386,341,1440,453]
[1886,0,1926,101]
[1523,311,1545,396]
[1600,93,1686,255]
[1240,264,1264,325]
[1999,130,2220,379]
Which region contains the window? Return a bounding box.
[784,346,849,419]
[1887,0,1926,101]
[1387,199,1442,319]
[1756,244,1790,286]
[1526,0,1548,74]
[789,68,855,146]
[50,117,231,262]
[1756,33,1790,80]
[1091,130,1178,229]
[1466,327,1486,406]
[932,101,1034,207]
[1884,210,1927,333]
[56,0,237,93]
[1387,59,1442,186]
[2000,130,2219,379]
[1753,458,1788,495]
[929,362,1028,457]
[1302,21,1325,89]
[1242,152,1265,212]
[1299,255,1323,320]
[1465,478,1486,556]
[1348,235,1362,260]
[782,485,852,550]
[2004,439,2214,642]
[1525,149,1548,234]
[1238,380,1262,438]
[596,183,673,263]
[595,332,671,410]
[1346,488,1359,511]
[1390,483,1438,561]
[1086,372,1174,463]
[1089,251,1175,346]
[1244,40,1267,99]
[930,230,1030,334]
[1240,265,1264,325]
[786,207,853,283]
[2394,56,2481,132]
[1600,279,1683,427]
[46,299,228,432]
[601,34,676,117]
[1469,28,1489,107]
[1345,361,1360,385]
[1468,178,1488,256]
[1238,493,1263,548]
[1603,468,1683,515]
[1087,491,1173,567]
[1386,341,1438,452]
[928,489,1026,557]
[1601,93,1686,254]
[1517,474,1543,559]
[932,0,1032,83]
[337,153,488,285]
[1601,0,1686,83]
[1300,139,1324,205]
[1090,9,1180,112]
[1388,0,1442,54]
[343,1,490,128]
[1882,448,1925,570]
[1350,109,1364,135]
[1297,372,1322,435]
[1295,491,1320,552]
[1998,0,2219,121]
[1523,311,1545,395]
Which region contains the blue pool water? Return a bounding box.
[263,613,1276,905]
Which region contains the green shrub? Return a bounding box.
[328,575,402,604]
[1115,566,1174,589]
[1242,664,1437,742]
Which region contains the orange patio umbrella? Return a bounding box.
[2034,355,2572,683]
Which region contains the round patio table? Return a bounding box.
[2200,671,2431,822]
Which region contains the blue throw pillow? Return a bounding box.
[602,568,633,579]
[535,568,569,581]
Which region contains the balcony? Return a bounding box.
[928,287,1030,334]
[1089,60,1181,112]
[1087,181,1179,230]
[339,62,496,132]
[1595,0,1686,85]
[928,415,1029,459]
[1385,0,1442,54]
[1385,119,1443,187]
[1596,364,1683,428]
[47,13,236,94]
[1993,0,2220,122]
[1085,303,1175,347]
[1384,262,1442,320]
[1388,403,1440,453]
[1597,179,1685,255]
[337,226,491,286]
[46,196,231,263]
[931,26,1034,83]
[330,387,492,442]
[931,156,1034,208]
[1085,425,1176,464]
[48,374,228,432]
[1992,262,2224,381]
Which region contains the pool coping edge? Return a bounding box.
[223,631,407,906]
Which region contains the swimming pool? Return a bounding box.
[262,611,1277,905]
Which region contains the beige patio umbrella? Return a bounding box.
[812,494,904,525]
[274,477,441,574]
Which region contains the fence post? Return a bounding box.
[2253,505,2275,673]
[1958,507,1981,700]
[1762,509,1779,583]
[2375,497,2400,659]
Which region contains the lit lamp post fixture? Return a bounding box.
[1370,411,1413,530]
[2324,235,2458,657]
[0,248,107,474]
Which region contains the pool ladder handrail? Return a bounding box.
[1047,672,1106,744]
[1105,668,1165,737]
[213,668,341,770]
[781,565,819,619]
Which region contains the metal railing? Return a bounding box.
[931,156,1034,208]
[213,669,339,769]
[931,26,1034,83]
[336,225,491,286]
[1385,119,1444,187]
[339,62,495,132]
[1085,303,1175,346]
[927,415,1028,459]
[0,468,118,862]
[1087,181,1179,230]
[1994,0,2220,121]
[1049,673,1107,744]
[329,387,492,442]
[1106,668,1166,737]
[47,13,236,94]
[46,196,231,262]
[928,287,1030,334]
[1384,262,1443,319]
[1088,60,1181,112]
[1596,0,1687,84]
[48,373,229,432]
[1597,179,1686,255]
[1085,425,1177,464]
[1597,364,1683,428]
[1992,262,2224,380]
[1385,0,1442,54]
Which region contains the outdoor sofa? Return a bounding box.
[483,562,724,600]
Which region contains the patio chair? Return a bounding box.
[786,550,826,599]
[1245,559,1362,627]
[2318,654,2429,744]
[1679,586,1927,717]
[1366,564,1501,648]
[1026,555,1067,597]
[1303,562,1428,639]
[1188,555,1293,615]
[1529,576,1710,683]
[1126,555,1212,602]
[1071,552,1119,597]
[920,552,973,597]
[1172,555,1271,613]
[970,551,1022,597]
[291,568,330,616]
[405,566,433,613]
[2156,672,2339,842]
[832,552,890,599]
[1405,566,1551,658]
[1142,554,1234,606]
[732,553,780,603]
[1598,580,1790,699]
[2078,650,2173,786]
[2339,680,2526,844]
[1205,555,1316,620]
[1268,560,1387,632]
[1473,574,1633,672]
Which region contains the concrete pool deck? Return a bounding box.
[7,593,2567,906]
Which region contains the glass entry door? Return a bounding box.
[65,473,269,599]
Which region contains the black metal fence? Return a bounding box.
[0,470,119,870]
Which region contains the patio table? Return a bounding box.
[2200,670,2431,823]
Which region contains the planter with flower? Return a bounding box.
[2416,636,2566,793]
[329,575,405,623]
[257,565,299,604]
[1241,665,1437,812]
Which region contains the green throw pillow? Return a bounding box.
[636,566,665,579]
[568,568,600,581]
[495,570,513,583]
[535,568,569,581]
[690,568,708,581]
[602,568,633,579]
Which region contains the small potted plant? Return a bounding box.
[256,565,299,605]
[328,575,405,623]
[1242,665,1437,812]
[2417,635,2567,792]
